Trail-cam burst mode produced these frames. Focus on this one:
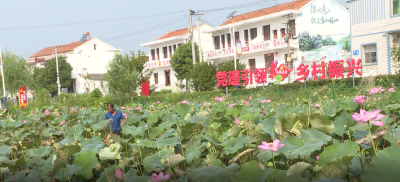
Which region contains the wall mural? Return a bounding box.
[298,0,350,65]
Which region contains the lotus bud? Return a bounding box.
[65,143,69,146]
[78,143,82,147]
[160,159,165,165]
[95,163,101,170]
[98,133,101,136]
[258,163,266,171]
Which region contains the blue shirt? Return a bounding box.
[105,110,125,132]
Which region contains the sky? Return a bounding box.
[0,0,347,59]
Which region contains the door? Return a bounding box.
[264,54,273,74]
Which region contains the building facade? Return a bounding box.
[349,0,400,75]
[140,23,214,92]
[27,32,121,94]
[203,0,350,86]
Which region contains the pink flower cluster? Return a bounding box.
[260,99,271,103]
[214,97,225,102]
[44,109,50,116]
[136,106,142,111]
[353,95,369,104]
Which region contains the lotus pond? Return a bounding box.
[0,86,400,182]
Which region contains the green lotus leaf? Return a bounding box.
[164,154,186,168]
[314,155,354,179]
[317,140,359,166]
[187,163,240,182]
[27,146,53,159]
[234,160,268,182]
[338,98,358,112]
[361,146,400,182]
[299,127,332,144]
[266,169,287,182]
[122,124,144,137]
[99,143,122,161]
[0,145,11,155]
[155,137,180,148]
[281,175,310,182]
[72,152,99,180]
[286,162,312,177]
[143,149,173,173]
[309,114,334,134]
[227,126,241,137]
[54,164,82,182]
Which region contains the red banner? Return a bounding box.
[19,85,27,109]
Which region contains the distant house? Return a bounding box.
[26,32,121,94]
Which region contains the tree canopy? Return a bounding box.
[105,50,152,96]
[191,61,217,91]
[170,41,200,90]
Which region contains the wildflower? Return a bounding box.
[353,95,368,104]
[35,111,38,114]
[352,109,386,126]
[388,87,395,93]
[121,107,126,110]
[136,106,142,111]
[257,163,265,171]
[249,96,252,100]
[202,102,206,107]
[56,113,60,117]
[44,109,50,115]
[369,86,385,95]
[229,103,235,108]
[181,100,190,105]
[245,102,249,106]
[150,171,172,182]
[235,118,240,125]
[60,121,65,125]
[6,115,10,117]
[257,139,285,152]
[115,168,124,180]
[314,103,321,108]
[157,101,161,104]
[23,120,27,124]
[316,156,319,160]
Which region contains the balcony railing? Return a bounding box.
[145,58,171,69]
[205,38,298,59]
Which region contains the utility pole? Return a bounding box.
[51,46,63,95]
[189,9,196,65]
[0,24,7,108]
[195,12,204,62]
[285,14,292,83]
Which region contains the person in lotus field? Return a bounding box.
[104,102,125,135]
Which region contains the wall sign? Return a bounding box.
[310,4,339,24]
[353,50,359,56]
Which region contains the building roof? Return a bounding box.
[220,0,312,26]
[155,24,203,41]
[29,38,92,58]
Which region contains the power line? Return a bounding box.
[103,16,187,42]
[196,0,278,13]
[0,11,184,30]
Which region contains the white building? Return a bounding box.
[203,0,350,86]
[349,0,400,75]
[140,23,214,92]
[27,32,121,94]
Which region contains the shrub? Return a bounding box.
[91,88,103,98]
[191,61,217,91]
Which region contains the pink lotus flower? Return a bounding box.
[388,87,395,93]
[392,82,395,87]
[373,98,376,101]
[235,118,240,125]
[229,103,235,108]
[260,100,271,103]
[157,101,161,104]
[2,109,6,112]
[316,156,319,160]
[121,107,126,110]
[314,103,321,108]
[6,115,10,117]
[263,110,266,114]
[35,111,38,114]
[44,109,50,115]
[181,100,190,105]
[136,106,142,111]
[214,97,225,102]
[127,108,133,111]
[23,120,27,124]
[60,120,65,125]
[123,112,128,118]
[369,86,385,95]
[257,139,285,152]
[56,113,60,117]
[352,109,386,126]
[245,102,249,106]
[353,95,368,104]
[257,163,265,171]
[249,96,252,100]
[202,102,206,107]
[207,107,210,112]
[115,168,123,180]
[150,171,171,182]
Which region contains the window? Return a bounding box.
[273,30,278,39]
[214,36,220,49]
[364,44,377,64]
[94,44,97,50]
[264,54,273,74]
[244,30,249,44]
[263,25,271,41]
[235,32,240,42]
[250,28,257,40]
[151,49,155,60]
[280,28,286,38]
[394,0,400,15]
[156,48,160,60]
[154,73,158,84]
[227,34,231,47]
[169,46,172,57]
[221,35,225,49]
[163,47,168,59]
[249,59,256,72]
[165,70,170,86]
[173,45,176,52]
[289,20,296,36]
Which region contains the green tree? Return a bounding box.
[391,46,400,74]
[217,60,246,89]
[170,41,200,91]
[0,49,31,96]
[105,50,152,96]
[33,57,73,96]
[191,61,217,91]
